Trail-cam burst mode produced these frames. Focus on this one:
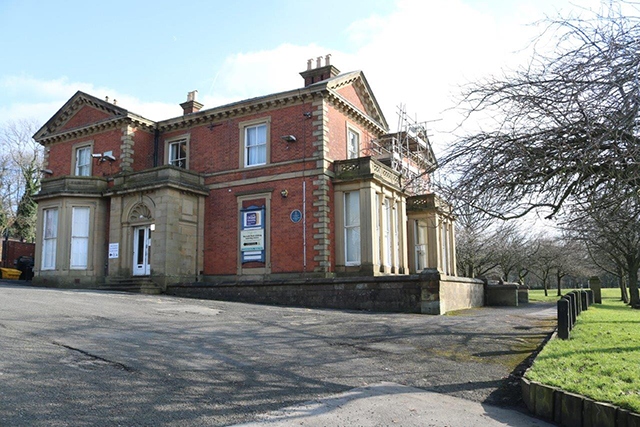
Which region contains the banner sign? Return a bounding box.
[240,205,265,263]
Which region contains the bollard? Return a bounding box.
[589,276,602,303]
[567,293,577,327]
[573,291,582,315]
[558,298,570,339]
[580,290,588,311]
[564,296,574,330]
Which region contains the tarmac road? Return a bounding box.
[0,283,556,426]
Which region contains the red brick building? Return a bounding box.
[32,58,456,292]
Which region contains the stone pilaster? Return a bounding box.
[120,125,135,173]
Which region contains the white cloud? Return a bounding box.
[0,75,180,125]
[1,0,599,144]
[201,43,326,104]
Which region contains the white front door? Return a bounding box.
[133,225,151,276]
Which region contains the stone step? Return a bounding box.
[100,278,162,295]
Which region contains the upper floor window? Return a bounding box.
[169,139,187,168]
[245,123,267,167]
[347,128,359,159]
[75,146,92,176]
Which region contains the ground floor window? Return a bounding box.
[42,208,58,270]
[70,207,90,269]
[344,191,360,265]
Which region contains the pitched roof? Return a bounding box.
[33,91,154,142]
[34,69,390,141]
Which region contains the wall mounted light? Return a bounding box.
[40,169,53,175]
[92,152,116,163]
[280,189,289,198]
[281,135,297,142]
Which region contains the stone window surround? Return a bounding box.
[236,191,272,276]
[164,134,190,169]
[335,181,408,275]
[37,201,97,273]
[71,140,94,176]
[238,116,271,169]
[346,122,360,159]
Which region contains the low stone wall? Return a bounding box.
[166,270,485,315]
[438,275,484,313]
[485,284,519,306]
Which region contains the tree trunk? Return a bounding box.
[628,263,639,309]
[618,265,630,304]
[543,277,548,297]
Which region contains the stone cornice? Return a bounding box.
[157,89,325,132]
[326,91,387,134]
[37,116,155,145]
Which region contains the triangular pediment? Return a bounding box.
[33,91,132,142]
[325,71,389,131]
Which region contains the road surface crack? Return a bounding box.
[53,341,135,372]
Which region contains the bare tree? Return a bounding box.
[455,204,501,278]
[563,193,640,308]
[0,119,43,242]
[493,223,536,282]
[441,2,640,220]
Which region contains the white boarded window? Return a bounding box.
[70,207,90,269]
[344,192,360,265]
[245,123,267,166]
[75,146,91,176]
[41,208,58,270]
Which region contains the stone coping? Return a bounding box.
[521,333,640,426]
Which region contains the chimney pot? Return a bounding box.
[300,54,340,87]
[181,90,203,114]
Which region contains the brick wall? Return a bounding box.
[1,240,35,268]
[59,105,112,132]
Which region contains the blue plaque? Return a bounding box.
[290,209,302,223]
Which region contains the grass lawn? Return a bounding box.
[525,289,640,413]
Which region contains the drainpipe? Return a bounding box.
[153,128,159,167]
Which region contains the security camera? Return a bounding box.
[103,155,116,162]
[92,153,103,158]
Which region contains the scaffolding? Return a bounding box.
[369,105,437,196]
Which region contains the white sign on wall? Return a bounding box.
[240,229,264,251]
[108,243,119,259]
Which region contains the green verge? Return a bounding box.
[525,289,640,413]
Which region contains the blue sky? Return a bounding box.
[1,0,599,146]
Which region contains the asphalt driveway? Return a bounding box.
[0,283,556,426]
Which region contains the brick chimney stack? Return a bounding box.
[300,54,340,87]
[180,90,204,115]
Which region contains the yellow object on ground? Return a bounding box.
[0,268,22,280]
